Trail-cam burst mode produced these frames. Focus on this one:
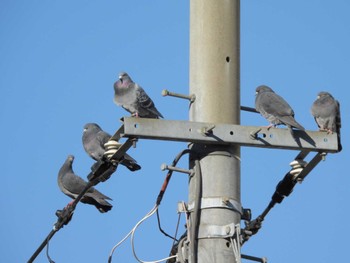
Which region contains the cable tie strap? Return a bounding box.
[197,222,240,239]
[187,197,242,215]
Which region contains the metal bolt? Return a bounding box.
[162,89,196,102]
[161,163,194,175]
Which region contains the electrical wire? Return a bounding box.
[155,149,191,242]
[46,236,55,263]
[109,149,192,263]
[131,205,177,263]
[170,209,182,250]
[108,205,158,263]
[189,159,202,263]
[108,204,177,263]
[156,209,178,242]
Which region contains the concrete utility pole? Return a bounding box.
[189,0,241,262]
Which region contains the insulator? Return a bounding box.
[289,159,307,178]
[104,140,122,159]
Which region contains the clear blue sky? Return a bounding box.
[1,1,349,262]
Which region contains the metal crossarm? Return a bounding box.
[121,117,340,153]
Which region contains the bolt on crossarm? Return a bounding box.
[188,0,241,262]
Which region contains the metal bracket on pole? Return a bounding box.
[197,222,239,239]
[187,197,242,215]
[121,117,340,153]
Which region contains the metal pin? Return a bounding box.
[250,128,262,140]
[162,89,196,102]
[132,139,137,148]
[161,163,193,175]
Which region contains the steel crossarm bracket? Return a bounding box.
[120,117,340,153]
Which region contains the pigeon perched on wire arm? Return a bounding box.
[311,92,341,134]
[255,85,305,136]
[57,155,113,213]
[113,72,164,119]
[311,91,342,151]
[82,123,141,171]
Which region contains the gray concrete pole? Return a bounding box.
[189,0,241,262]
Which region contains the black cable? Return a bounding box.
[156,149,192,206]
[46,236,55,263]
[171,210,182,249]
[189,159,202,263]
[156,209,178,242]
[155,149,192,241]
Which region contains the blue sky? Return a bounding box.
[1,0,349,262]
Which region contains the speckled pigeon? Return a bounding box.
[255,85,305,135]
[113,72,164,118]
[82,123,141,171]
[311,91,341,134]
[57,155,112,213]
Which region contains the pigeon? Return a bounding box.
[113,72,164,118]
[311,91,341,134]
[255,85,305,136]
[57,155,113,213]
[82,123,141,171]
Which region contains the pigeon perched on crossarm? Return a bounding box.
[113,72,164,118]
[311,91,341,134]
[57,155,113,213]
[255,85,305,136]
[82,123,141,171]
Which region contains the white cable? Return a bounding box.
[108,205,158,262]
[130,205,177,263]
[132,205,176,262]
[109,205,176,263]
[230,224,242,263]
[108,229,133,261]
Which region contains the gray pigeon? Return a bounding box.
[57,155,113,213]
[311,91,341,134]
[113,72,164,118]
[82,123,141,171]
[255,85,305,134]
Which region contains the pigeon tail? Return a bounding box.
[287,125,302,147]
[120,153,141,171]
[81,196,113,213]
[279,116,305,131]
[120,159,141,171]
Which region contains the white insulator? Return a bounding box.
[290,168,304,176]
[289,160,307,168]
[289,160,308,178]
[104,140,122,159]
